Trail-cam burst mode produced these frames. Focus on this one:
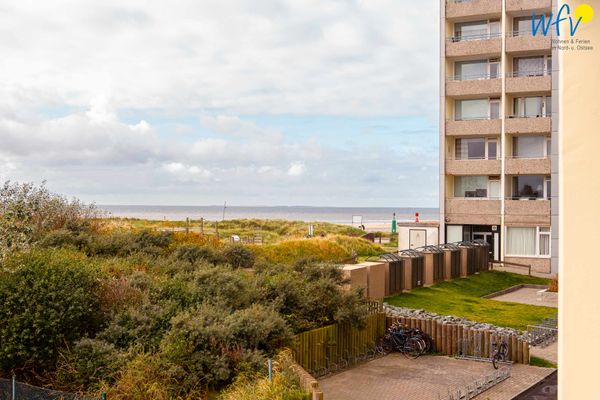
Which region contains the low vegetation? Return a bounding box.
[386,271,555,331]
[0,182,371,399]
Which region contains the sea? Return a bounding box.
[100,205,439,224]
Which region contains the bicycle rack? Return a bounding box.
[439,367,511,400]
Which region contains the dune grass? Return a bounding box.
[103,218,366,244]
[385,271,556,331]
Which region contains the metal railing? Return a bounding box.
[507,69,551,78]
[446,156,500,161]
[527,318,558,347]
[506,113,551,118]
[507,30,550,38]
[451,116,501,121]
[447,72,501,81]
[448,31,502,42]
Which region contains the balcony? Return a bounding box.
[446,76,502,97]
[446,0,502,19]
[506,32,551,54]
[505,199,550,224]
[446,118,501,136]
[445,198,501,225]
[446,158,501,175]
[506,73,552,94]
[505,116,551,134]
[506,0,551,13]
[505,157,551,175]
[446,36,502,58]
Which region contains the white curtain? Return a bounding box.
[539,233,550,256]
[507,227,536,256]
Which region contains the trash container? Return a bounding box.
[441,243,461,279]
[378,253,405,296]
[399,249,424,290]
[417,245,444,286]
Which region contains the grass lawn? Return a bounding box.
[385,271,556,331]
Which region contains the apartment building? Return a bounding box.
[439,0,558,276]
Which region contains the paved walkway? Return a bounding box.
[530,342,558,365]
[318,354,554,400]
[488,287,558,308]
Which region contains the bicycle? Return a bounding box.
[491,340,509,369]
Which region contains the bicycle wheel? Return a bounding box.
[402,337,424,359]
[492,354,499,369]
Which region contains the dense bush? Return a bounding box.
[255,261,367,332]
[54,339,126,392]
[160,304,292,390]
[0,181,99,259]
[173,244,222,265]
[87,230,173,257]
[221,244,255,268]
[219,350,308,400]
[39,229,91,250]
[0,249,103,373]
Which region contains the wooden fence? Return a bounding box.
[292,313,387,374]
[387,316,530,364]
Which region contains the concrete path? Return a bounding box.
[489,287,558,308]
[530,342,558,365]
[318,354,555,400]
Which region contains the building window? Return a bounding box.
[513,55,551,77]
[506,226,551,257]
[454,176,488,198]
[513,136,548,158]
[513,96,551,118]
[455,98,501,120]
[513,16,548,36]
[455,59,500,80]
[455,138,499,160]
[512,176,548,199]
[454,20,500,41]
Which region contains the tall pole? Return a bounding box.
[222,201,227,221]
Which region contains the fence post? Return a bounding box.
[268,359,273,382]
[12,374,16,400]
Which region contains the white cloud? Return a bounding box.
[0,0,438,117]
[0,1,440,207]
[287,162,305,177]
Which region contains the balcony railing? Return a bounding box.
[452,116,501,122]
[506,113,550,119]
[507,30,547,38]
[448,31,502,42]
[506,69,551,78]
[447,156,500,160]
[447,72,501,81]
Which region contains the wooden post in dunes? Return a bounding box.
[200,217,204,234]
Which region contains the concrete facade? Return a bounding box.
[440,0,556,275]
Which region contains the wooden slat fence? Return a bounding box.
[387,316,529,364]
[292,313,387,374]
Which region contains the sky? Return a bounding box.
[0,0,439,207]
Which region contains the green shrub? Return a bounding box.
[219,351,309,400]
[160,304,292,390]
[255,262,367,332]
[172,245,221,265]
[39,229,91,250]
[0,249,103,373]
[98,301,178,352]
[221,244,255,268]
[54,339,126,392]
[0,181,99,259]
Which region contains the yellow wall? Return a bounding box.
[559,0,600,397]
